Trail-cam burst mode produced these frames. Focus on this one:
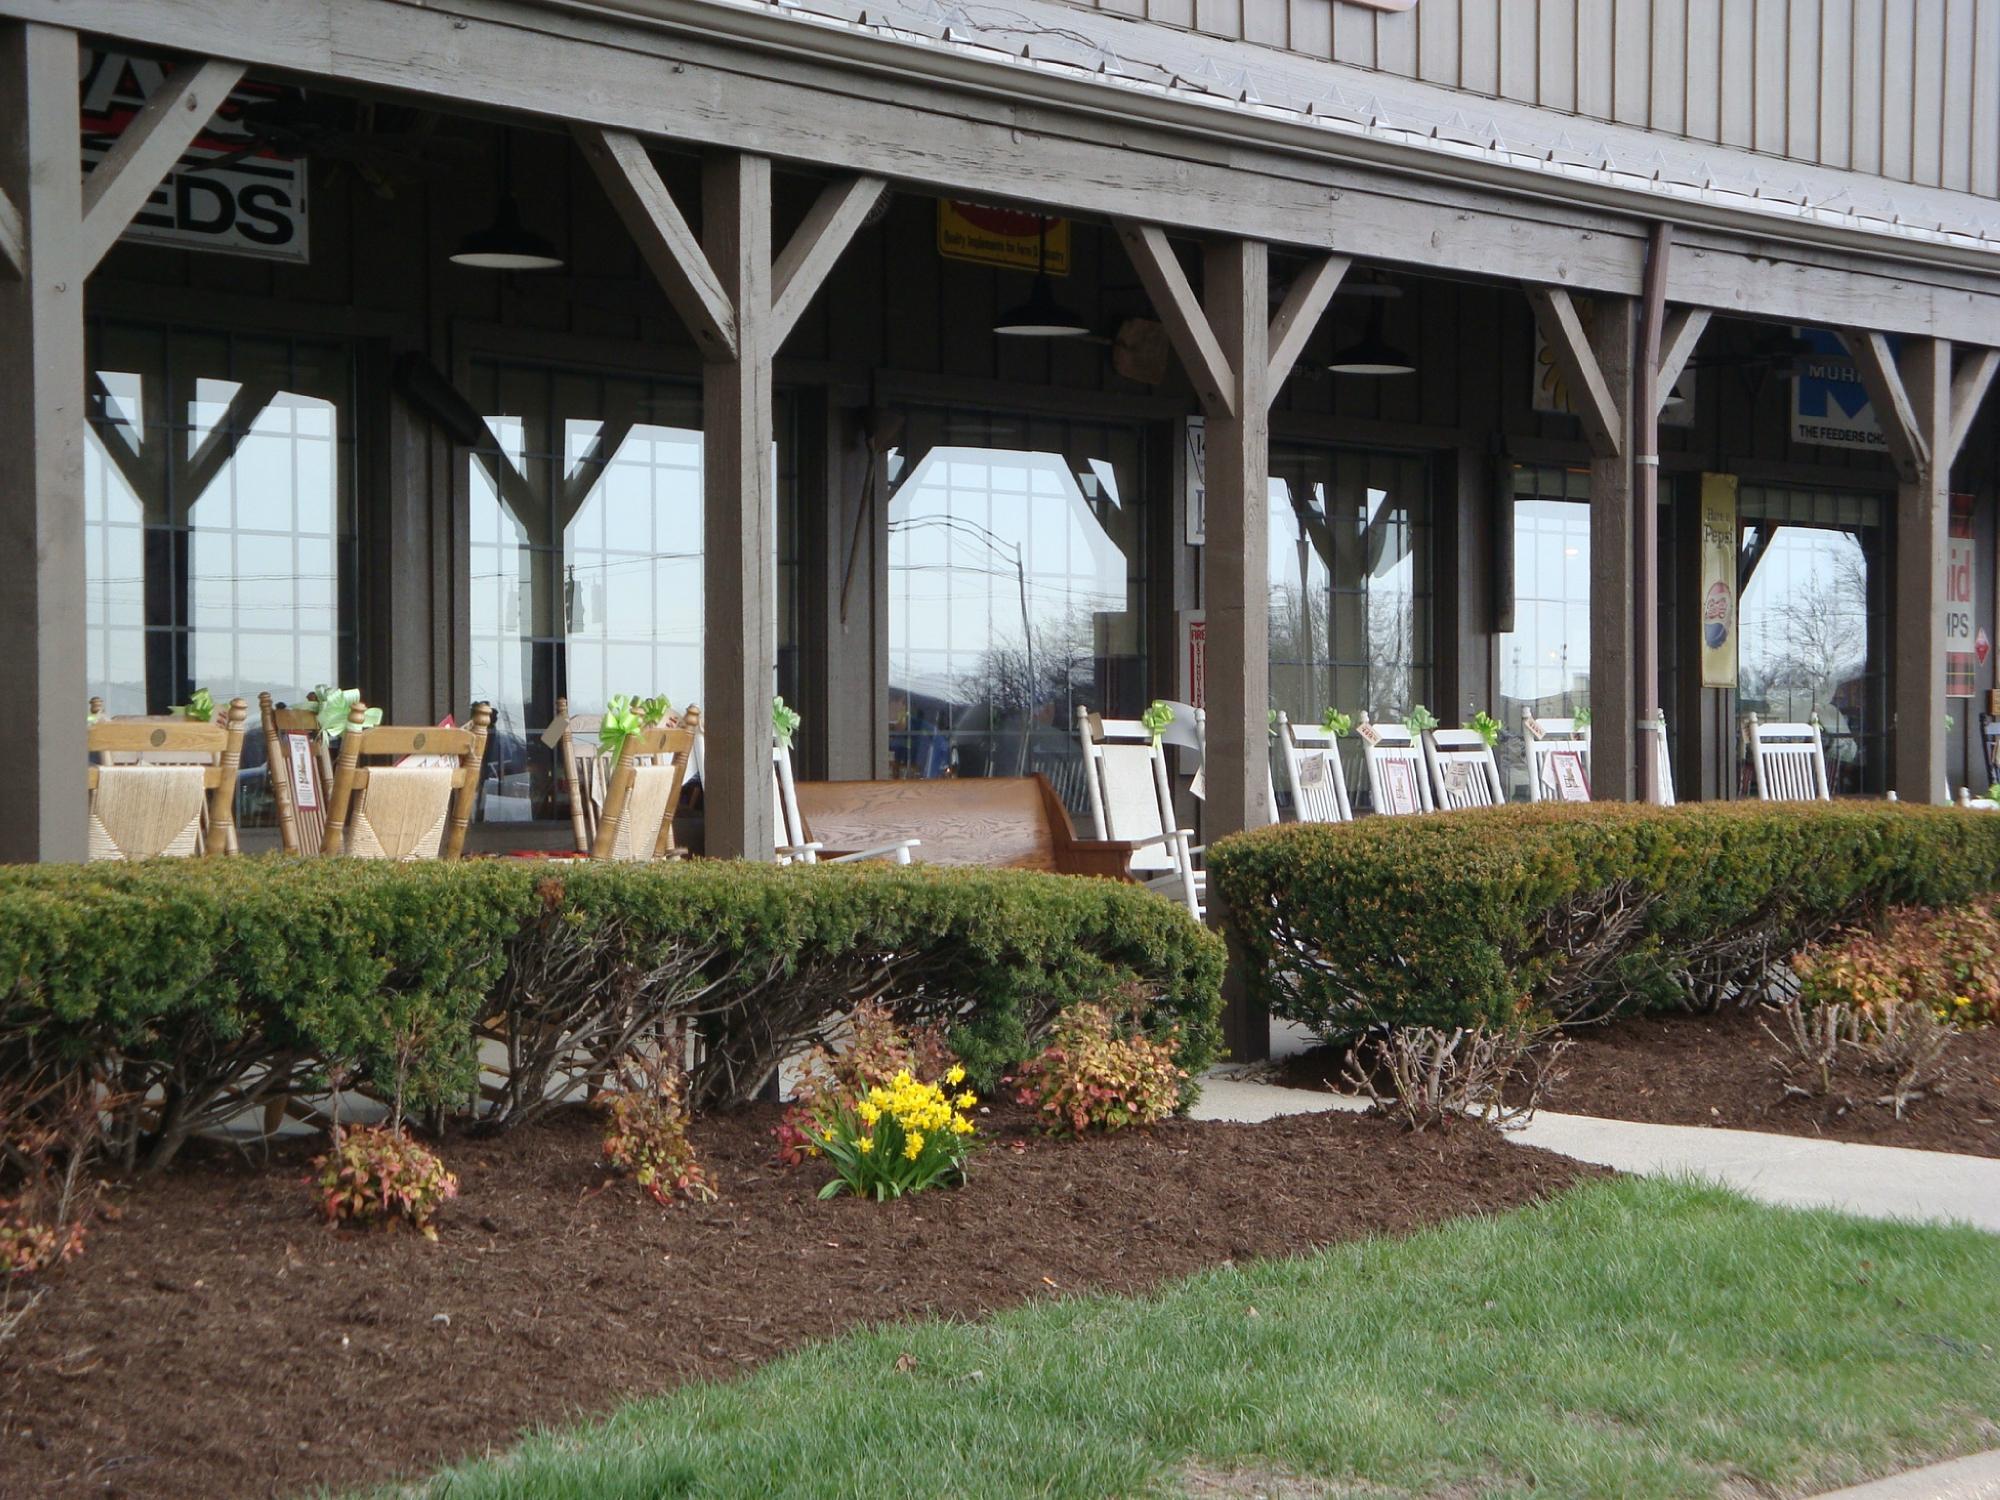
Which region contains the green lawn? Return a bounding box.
[392,1178,2000,1500]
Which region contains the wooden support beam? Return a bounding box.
[0,182,21,279]
[1891,337,1953,804]
[1587,298,1638,801]
[701,150,778,862]
[1654,306,1711,415]
[574,126,738,362]
[1843,328,1930,480]
[1116,223,1237,420]
[0,21,88,860]
[78,57,244,275]
[1265,254,1350,395]
[1526,286,1624,458]
[769,174,887,349]
[1946,346,2000,468]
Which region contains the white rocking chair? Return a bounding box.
[1077,707,1204,919]
[1641,708,1677,806]
[1425,727,1506,810]
[1748,715,1832,802]
[1189,706,1281,827]
[1358,716,1435,817]
[1523,711,1593,803]
[1274,713,1353,824]
[773,736,917,866]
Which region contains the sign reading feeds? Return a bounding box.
[81,49,309,263]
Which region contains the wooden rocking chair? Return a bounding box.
[1425,726,1506,810]
[1747,715,1832,802]
[1077,706,1203,919]
[260,691,338,856]
[320,702,493,859]
[1358,716,1435,817]
[1274,712,1354,824]
[87,698,248,860]
[589,723,698,861]
[558,697,694,857]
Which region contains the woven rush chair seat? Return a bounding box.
[321,702,493,859]
[87,698,248,861]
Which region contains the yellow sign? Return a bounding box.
[937,201,1069,275]
[1700,473,1738,689]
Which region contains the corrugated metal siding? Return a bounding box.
[1065,0,2000,198]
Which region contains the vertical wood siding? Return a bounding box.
[1065,0,2000,198]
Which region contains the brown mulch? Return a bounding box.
[0,1101,1597,1500]
[1280,1008,2000,1158]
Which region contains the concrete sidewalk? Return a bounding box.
[1192,1068,2000,1233]
[1810,1450,2000,1499]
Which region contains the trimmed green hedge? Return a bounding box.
[1207,802,2000,1039]
[0,859,1222,1170]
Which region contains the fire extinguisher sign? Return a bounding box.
[1947,494,1976,698]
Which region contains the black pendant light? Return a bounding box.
[994,216,1090,338]
[1328,296,1416,376]
[452,133,563,271]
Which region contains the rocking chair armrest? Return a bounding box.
[824,839,921,865]
[1118,829,1187,853]
[775,840,825,858]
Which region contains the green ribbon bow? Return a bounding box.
[174,687,216,723]
[1572,707,1593,730]
[637,694,672,728]
[1404,704,1439,737]
[1319,708,1352,738]
[773,696,802,750]
[312,686,382,739]
[1141,700,1175,745]
[598,695,645,764]
[1470,710,1502,749]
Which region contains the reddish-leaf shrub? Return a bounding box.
[0,1069,101,1285]
[600,1057,714,1207]
[1012,1003,1185,1135]
[310,1125,459,1241]
[1793,898,2000,1028]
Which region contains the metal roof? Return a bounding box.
[598,0,2000,267]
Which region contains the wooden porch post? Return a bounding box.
[575,128,884,857]
[1528,287,1636,799]
[1119,223,1346,1060]
[0,27,243,861]
[1847,334,2000,802]
[0,23,87,862]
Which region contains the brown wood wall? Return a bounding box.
[1070,0,2000,199]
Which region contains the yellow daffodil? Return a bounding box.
[955,1091,976,1109]
[857,1136,874,1155]
[904,1131,925,1159]
[945,1064,966,1085]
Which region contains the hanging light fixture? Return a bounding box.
[452,133,563,271]
[1328,294,1416,376]
[994,215,1090,338]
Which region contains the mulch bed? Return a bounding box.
[0,1101,1597,1500]
[1280,1008,2000,1158]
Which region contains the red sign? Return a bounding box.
[1948,494,1976,697]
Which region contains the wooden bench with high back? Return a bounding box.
[791,775,1142,880]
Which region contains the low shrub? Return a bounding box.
[1793,899,2000,1028]
[0,858,1222,1171]
[1011,1002,1185,1135]
[600,1056,714,1207]
[809,1066,979,1201]
[1340,1023,1570,1133]
[1763,995,1960,1119]
[1207,802,2000,1038]
[310,1124,459,1240]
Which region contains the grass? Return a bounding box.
[391,1177,2000,1500]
